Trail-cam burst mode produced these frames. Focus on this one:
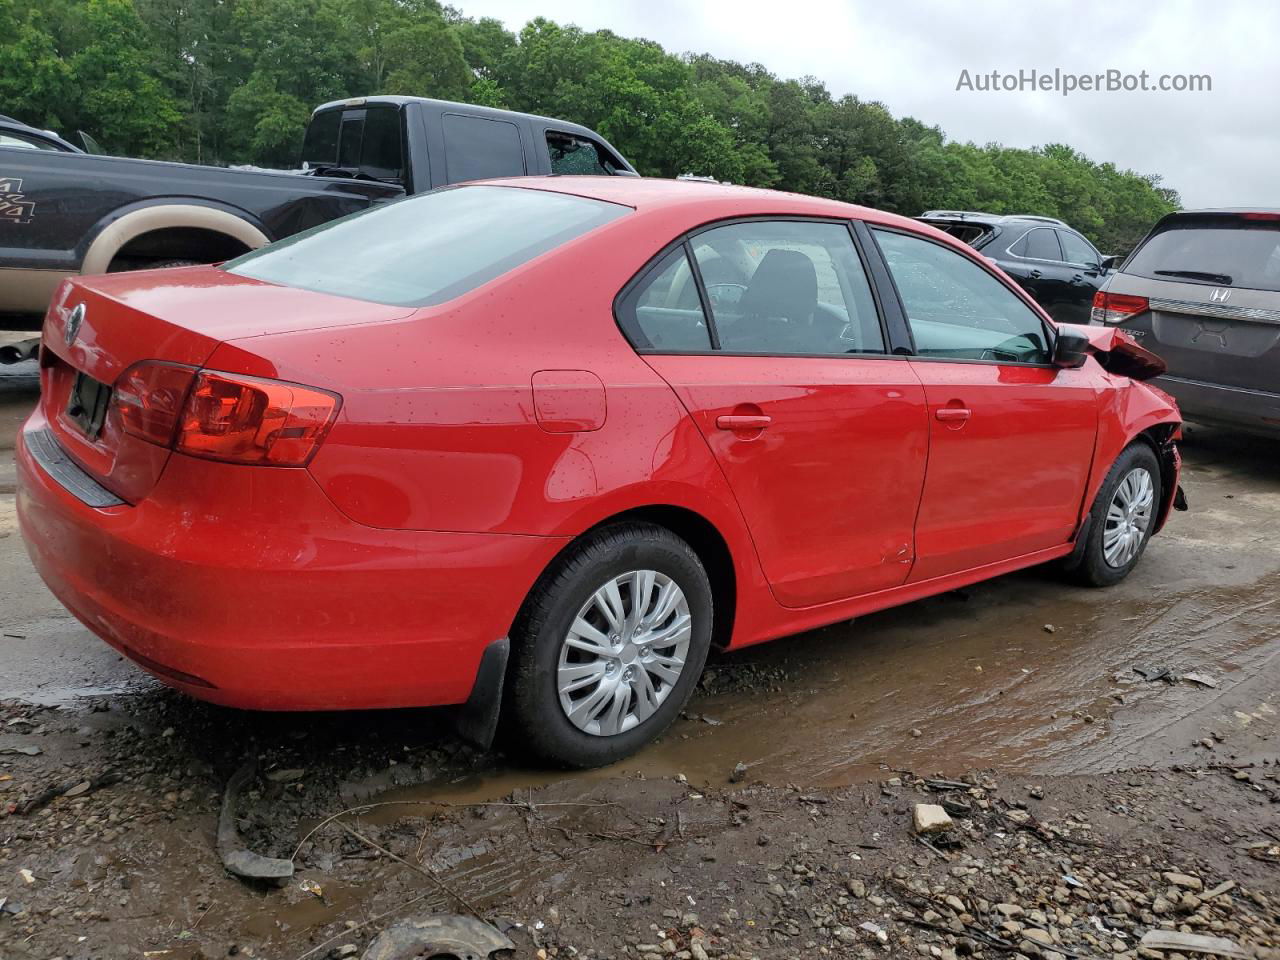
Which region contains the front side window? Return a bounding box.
[617,248,712,351]
[547,132,621,175]
[1058,230,1099,266]
[225,185,628,307]
[301,109,341,168]
[689,220,885,356]
[874,228,1050,363]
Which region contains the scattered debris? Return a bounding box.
[361,914,514,960]
[16,769,121,815]
[264,767,307,783]
[18,868,35,884]
[217,760,295,882]
[912,803,953,834]
[729,761,748,783]
[1183,671,1220,688]
[1043,623,1056,633]
[1134,665,1173,682]
[0,745,41,756]
[858,921,888,944]
[1138,929,1252,958]
[299,878,324,898]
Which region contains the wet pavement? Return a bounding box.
[2,384,1278,959]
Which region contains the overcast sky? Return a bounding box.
[459,0,1275,209]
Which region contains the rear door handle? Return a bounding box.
[935,407,972,423]
[716,414,771,430]
[1028,269,1042,279]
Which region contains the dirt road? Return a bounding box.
[2,380,1277,959]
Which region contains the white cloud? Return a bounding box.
[458,0,1277,209]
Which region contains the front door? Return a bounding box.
[870,227,1099,581]
[618,219,930,608]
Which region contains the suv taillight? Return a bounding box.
[112,364,340,466]
[1091,291,1149,324]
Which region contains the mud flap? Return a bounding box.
[1061,514,1093,572]
[452,636,509,751]
[1174,485,1189,511]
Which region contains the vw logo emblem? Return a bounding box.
[65,303,85,343]
[1209,288,1231,303]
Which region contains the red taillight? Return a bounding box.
[176,371,340,466]
[110,364,340,466]
[114,361,197,446]
[1091,291,1149,324]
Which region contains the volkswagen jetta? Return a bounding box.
[17,178,1184,767]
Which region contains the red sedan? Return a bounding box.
[17,178,1183,767]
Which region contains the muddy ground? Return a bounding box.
[0,375,1277,960]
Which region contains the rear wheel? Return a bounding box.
[505,523,713,768]
[1071,442,1162,587]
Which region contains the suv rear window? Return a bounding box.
[224,185,628,307]
[1125,215,1280,292]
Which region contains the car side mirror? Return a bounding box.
[1053,332,1090,369]
[1099,255,1121,272]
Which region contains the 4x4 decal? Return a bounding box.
[0,177,36,225]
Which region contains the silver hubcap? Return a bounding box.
[1103,467,1155,568]
[557,570,692,737]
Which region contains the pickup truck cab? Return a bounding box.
[0,97,634,329]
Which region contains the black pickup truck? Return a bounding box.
[0,96,634,329]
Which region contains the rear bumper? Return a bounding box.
[16,412,569,711]
[1157,375,1280,435]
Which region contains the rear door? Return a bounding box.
[623,219,930,608]
[1055,229,1106,324]
[1000,226,1071,316]
[868,227,1098,581]
[1107,213,1280,392]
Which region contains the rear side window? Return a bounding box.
[691,220,885,356]
[874,228,1050,364]
[360,107,404,180]
[617,248,712,351]
[225,186,628,307]
[443,114,525,182]
[1011,227,1062,261]
[1125,216,1280,292]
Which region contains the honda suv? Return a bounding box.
[1092,209,1280,436]
[918,211,1110,324]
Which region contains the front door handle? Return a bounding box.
[935,406,972,423]
[716,414,772,430]
[1028,269,1042,279]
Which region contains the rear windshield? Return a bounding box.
[224,185,629,306]
[1125,215,1280,292]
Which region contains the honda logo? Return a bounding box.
[1209,288,1231,303]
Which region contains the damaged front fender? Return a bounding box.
[1058,323,1167,381]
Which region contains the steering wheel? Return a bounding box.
[705,282,748,308]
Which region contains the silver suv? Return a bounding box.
[1093,209,1280,435]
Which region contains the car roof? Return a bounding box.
[920,210,1069,228]
[0,117,81,151]
[310,95,613,143]
[474,175,926,232]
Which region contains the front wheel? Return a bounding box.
[1071,443,1162,587]
[504,523,713,768]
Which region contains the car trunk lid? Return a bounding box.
[38,267,411,503]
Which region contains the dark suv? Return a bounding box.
[919,211,1109,324]
[1092,209,1280,436]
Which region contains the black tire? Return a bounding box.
[504,522,713,768]
[1070,442,1162,587]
